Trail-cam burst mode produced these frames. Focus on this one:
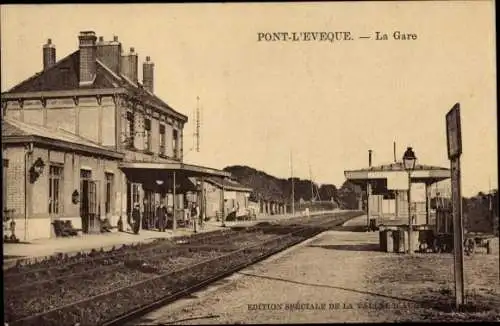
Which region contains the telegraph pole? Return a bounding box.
[195,96,200,152]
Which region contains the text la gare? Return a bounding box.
[376,31,418,40]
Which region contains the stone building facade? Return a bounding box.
[2,30,228,240]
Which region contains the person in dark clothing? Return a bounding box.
[141,203,148,230]
[127,212,133,230]
[191,203,199,233]
[156,203,166,232]
[117,216,124,232]
[132,203,141,234]
[100,218,112,233]
[166,206,174,229]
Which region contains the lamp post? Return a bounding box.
[403,147,417,254]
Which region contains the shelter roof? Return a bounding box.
[2,117,123,159]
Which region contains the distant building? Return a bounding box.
[195,177,253,219]
[1,31,230,240]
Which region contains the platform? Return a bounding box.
[131,230,401,324]
[3,210,342,268]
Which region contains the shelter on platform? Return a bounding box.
[344,161,451,227]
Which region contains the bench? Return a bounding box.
[52,220,80,237]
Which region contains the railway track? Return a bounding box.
[4,229,238,287]
[4,210,363,326]
[5,229,234,274]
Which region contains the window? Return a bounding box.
[105,173,114,214]
[49,165,64,215]
[173,129,178,159]
[125,111,135,148]
[144,119,151,151]
[159,124,166,155]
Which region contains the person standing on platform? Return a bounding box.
[191,203,200,233]
[166,206,174,229]
[132,203,141,235]
[157,202,166,232]
[153,201,160,230]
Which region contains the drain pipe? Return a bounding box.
[24,143,34,241]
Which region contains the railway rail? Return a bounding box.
[4,228,243,289]
[5,228,234,278]
[4,210,363,326]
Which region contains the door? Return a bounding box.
[80,169,100,234]
[87,180,100,233]
[80,179,89,233]
[143,190,155,229]
[126,182,141,227]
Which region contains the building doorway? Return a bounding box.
[126,181,141,227]
[80,169,100,233]
[143,190,156,230]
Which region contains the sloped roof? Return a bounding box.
[204,177,253,192]
[2,117,123,159]
[6,51,116,92]
[2,119,29,137]
[3,50,187,122]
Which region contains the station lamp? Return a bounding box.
[402,146,417,254]
[402,147,417,171]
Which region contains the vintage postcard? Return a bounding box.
[1,2,498,325]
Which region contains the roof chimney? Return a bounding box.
[96,35,122,74]
[121,46,138,83]
[43,38,56,70]
[78,31,97,86]
[368,149,373,168]
[143,56,154,93]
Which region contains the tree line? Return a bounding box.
[223,165,364,209]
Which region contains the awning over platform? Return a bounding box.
[344,162,451,185]
[119,161,232,178]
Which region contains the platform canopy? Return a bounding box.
[344,162,451,188]
[119,161,232,185]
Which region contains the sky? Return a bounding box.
[1,2,497,197]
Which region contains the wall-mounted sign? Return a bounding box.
[446,103,462,159]
[387,171,408,190]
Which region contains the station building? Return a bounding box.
[1,31,234,240]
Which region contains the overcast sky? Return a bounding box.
[1,2,497,197]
